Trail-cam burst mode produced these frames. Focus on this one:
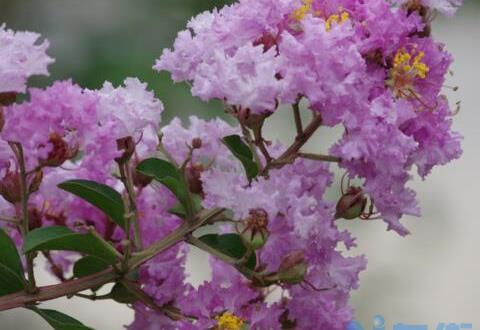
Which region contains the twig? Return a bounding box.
[292,102,303,135]
[0,208,224,311]
[0,216,20,224]
[121,279,194,321]
[9,142,37,293]
[262,114,323,175]
[74,292,113,301]
[240,124,263,172]
[116,138,143,252]
[298,153,342,163]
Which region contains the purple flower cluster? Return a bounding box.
[0,24,53,94]
[158,0,462,236]
[0,0,463,328]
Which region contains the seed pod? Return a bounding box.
[186,163,204,195]
[277,251,308,285]
[28,170,44,194]
[240,209,269,250]
[241,228,268,250]
[39,133,78,167]
[0,170,21,204]
[335,186,367,220]
[0,92,17,106]
[236,108,271,131]
[191,137,202,149]
[132,165,153,188]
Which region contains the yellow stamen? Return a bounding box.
[325,11,350,31]
[216,312,244,330]
[392,48,429,81]
[292,0,313,21]
[388,47,430,100]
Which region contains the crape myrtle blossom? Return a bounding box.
[129,117,365,328]
[158,0,462,237]
[155,0,423,116]
[80,78,164,182]
[0,76,164,257]
[0,1,464,329]
[1,80,99,171]
[0,24,53,94]
[201,158,366,328]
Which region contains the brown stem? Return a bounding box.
[292,102,303,135]
[240,124,263,172]
[262,114,323,174]
[252,124,272,164]
[9,142,37,293]
[0,268,119,311]
[0,216,19,224]
[121,279,194,321]
[42,252,66,282]
[0,208,225,312]
[298,153,342,163]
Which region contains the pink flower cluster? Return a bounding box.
[158,0,462,236]
[0,24,53,94]
[0,0,463,329]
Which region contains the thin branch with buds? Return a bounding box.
[9,142,37,293]
[0,208,225,312]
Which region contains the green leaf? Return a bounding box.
[30,307,94,330]
[0,228,25,295]
[73,256,109,278]
[222,135,259,180]
[136,158,188,204]
[58,179,126,230]
[169,194,202,218]
[110,282,137,304]
[23,226,119,264]
[199,233,256,270]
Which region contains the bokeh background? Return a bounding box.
[0,0,478,329]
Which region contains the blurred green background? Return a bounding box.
[0,0,237,123]
[1,1,480,329]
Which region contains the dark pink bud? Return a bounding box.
[335,186,367,220]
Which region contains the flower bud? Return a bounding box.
[115,136,135,163]
[241,228,268,250]
[39,133,79,167]
[131,159,153,188]
[191,137,202,149]
[0,92,17,106]
[240,209,269,250]
[0,170,21,204]
[236,108,271,131]
[335,186,367,220]
[28,170,43,194]
[186,163,204,195]
[277,251,308,285]
[28,207,44,231]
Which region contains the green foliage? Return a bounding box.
[222,135,259,180]
[30,307,94,330]
[199,233,256,270]
[168,194,202,219]
[136,158,189,206]
[73,256,110,279]
[23,226,119,264]
[110,282,137,304]
[58,180,126,230]
[0,228,25,295]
